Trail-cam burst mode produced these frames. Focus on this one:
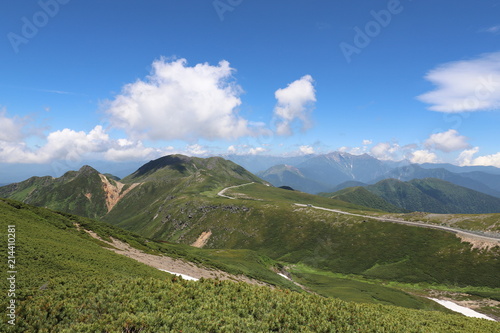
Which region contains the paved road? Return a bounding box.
[217,182,255,199]
[294,204,500,244]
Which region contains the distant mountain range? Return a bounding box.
[234,152,500,198]
[323,178,500,214]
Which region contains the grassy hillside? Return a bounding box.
[1,199,499,332]
[324,186,406,213]
[105,182,500,288]
[0,166,109,219]
[336,178,500,214]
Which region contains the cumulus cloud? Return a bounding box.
[186,144,208,156]
[104,58,259,141]
[457,147,500,167]
[370,142,402,160]
[299,145,315,155]
[417,52,500,112]
[0,123,166,164]
[425,129,469,152]
[104,140,163,162]
[0,109,28,142]
[362,139,372,145]
[410,150,438,164]
[248,147,267,155]
[274,75,316,135]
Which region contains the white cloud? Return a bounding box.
[274,75,316,135]
[362,139,372,145]
[457,147,500,167]
[0,124,167,164]
[417,52,500,112]
[483,25,500,34]
[227,145,237,154]
[457,147,480,166]
[104,140,161,162]
[186,144,208,156]
[104,58,258,141]
[0,109,27,142]
[425,129,469,152]
[248,147,267,155]
[410,150,438,164]
[370,142,402,160]
[299,145,315,155]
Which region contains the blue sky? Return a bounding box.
[1,0,500,179]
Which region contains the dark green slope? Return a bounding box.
[103,155,266,235]
[368,178,500,214]
[123,154,263,184]
[119,182,500,288]
[323,186,406,213]
[0,165,109,219]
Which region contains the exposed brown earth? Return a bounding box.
[191,230,212,248]
[456,233,498,250]
[98,174,140,212]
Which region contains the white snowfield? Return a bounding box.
[159,269,199,281]
[428,298,496,321]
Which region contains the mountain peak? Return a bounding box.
[78,165,99,174]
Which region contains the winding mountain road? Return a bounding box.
[217,183,500,244]
[294,204,500,244]
[217,182,255,199]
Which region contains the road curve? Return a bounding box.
[217,182,255,199]
[294,204,500,244]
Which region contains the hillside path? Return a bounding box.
[217,182,255,199]
[294,204,500,246]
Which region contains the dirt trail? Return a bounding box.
[82,228,269,286]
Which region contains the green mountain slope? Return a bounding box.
[109,181,500,288]
[0,165,109,219]
[368,178,500,214]
[1,198,498,332]
[324,186,406,213]
[2,156,499,290]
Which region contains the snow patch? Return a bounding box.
[428,298,495,321]
[159,269,199,281]
[277,273,291,281]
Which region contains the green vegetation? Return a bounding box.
[321,186,406,213]
[7,276,500,333]
[0,193,499,330]
[1,155,499,327]
[391,211,500,234]
[0,166,108,219]
[290,264,446,311]
[363,178,500,214]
